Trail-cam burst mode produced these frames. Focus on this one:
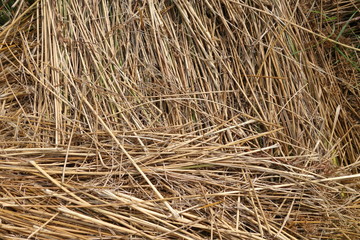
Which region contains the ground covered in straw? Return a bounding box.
[0,0,359,239]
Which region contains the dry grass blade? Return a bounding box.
[0,0,359,239]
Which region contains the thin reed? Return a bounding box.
[0,0,359,239]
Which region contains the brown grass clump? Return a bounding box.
[0,0,359,239]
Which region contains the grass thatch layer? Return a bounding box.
[0,0,359,239]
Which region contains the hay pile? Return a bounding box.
[1,0,359,239]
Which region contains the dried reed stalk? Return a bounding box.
[0,0,359,239]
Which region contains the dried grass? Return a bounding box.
[0,0,359,239]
